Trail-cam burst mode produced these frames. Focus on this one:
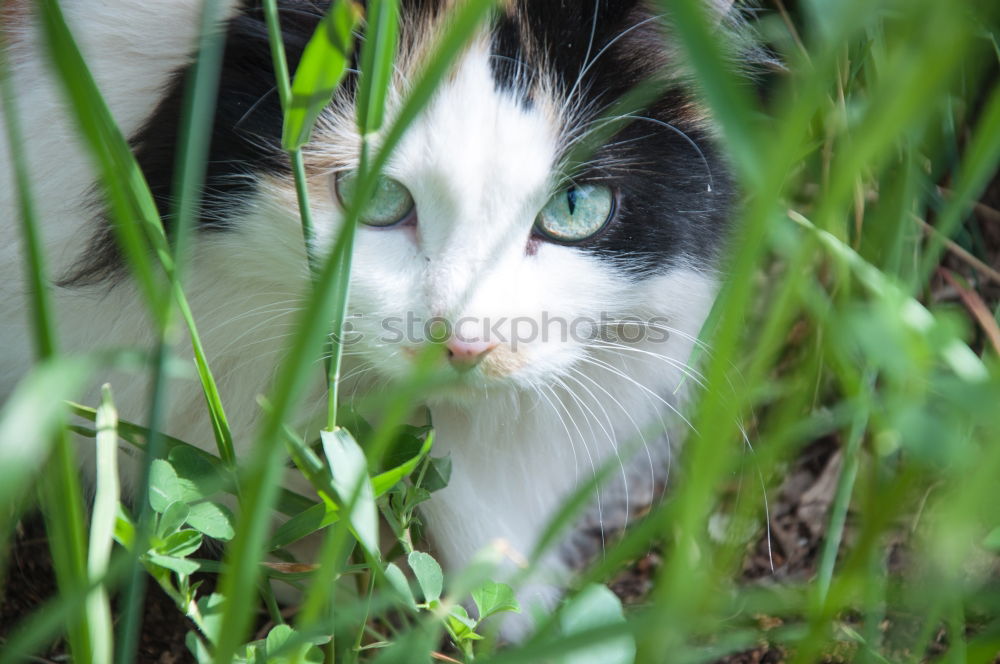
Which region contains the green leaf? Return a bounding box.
[185,593,228,662]
[147,553,201,577]
[472,581,520,621]
[407,551,443,604]
[268,501,340,551]
[283,0,362,149]
[157,529,204,558]
[150,456,218,513]
[417,454,452,493]
[403,485,432,511]
[446,605,482,642]
[336,406,375,444]
[384,562,416,609]
[379,427,430,472]
[114,505,136,549]
[264,624,324,663]
[157,501,190,539]
[198,593,227,645]
[169,445,223,501]
[149,459,184,513]
[372,430,434,495]
[186,501,236,541]
[557,584,635,664]
[321,427,379,557]
[186,630,213,664]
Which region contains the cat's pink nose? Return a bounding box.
[445,338,497,372]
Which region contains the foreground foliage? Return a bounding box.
[1,0,999,662]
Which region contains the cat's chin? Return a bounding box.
[422,378,514,408]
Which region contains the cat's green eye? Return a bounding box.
[534,184,615,243]
[335,171,415,227]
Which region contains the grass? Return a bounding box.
[2,0,1000,662]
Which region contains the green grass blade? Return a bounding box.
[35,2,245,659]
[323,0,400,430]
[363,0,497,183]
[38,429,93,664]
[166,0,237,467]
[355,0,400,135]
[282,0,362,151]
[0,44,56,359]
[34,16,173,651]
[37,0,236,468]
[261,0,294,110]
[653,0,763,186]
[0,358,96,525]
[916,82,1000,283]
[211,4,495,661]
[86,385,120,664]
[261,0,321,272]
[37,0,170,326]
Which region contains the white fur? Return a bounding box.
[0,2,718,641]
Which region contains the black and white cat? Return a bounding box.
[1,0,751,639]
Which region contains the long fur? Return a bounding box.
[0,0,751,640]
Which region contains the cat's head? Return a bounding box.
[72,0,761,407]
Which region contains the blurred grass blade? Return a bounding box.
[167,0,237,467]
[86,386,120,664]
[37,0,170,325]
[321,427,379,557]
[68,403,316,517]
[363,0,497,181]
[261,0,322,272]
[653,0,762,185]
[327,0,401,428]
[211,4,495,661]
[0,555,130,664]
[788,209,988,381]
[283,0,362,150]
[0,358,96,524]
[39,432,93,664]
[355,0,400,135]
[38,0,237,466]
[321,0,401,431]
[269,430,432,550]
[917,83,1000,283]
[0,45,57,360]
[322,0,498,431]
[556,585,635,664]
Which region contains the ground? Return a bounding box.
[0,435,970,663]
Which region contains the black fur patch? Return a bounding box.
[64,0,743,285]
[490,1,736,275]
[62,1,325,286]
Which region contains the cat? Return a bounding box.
[0,0,756,641]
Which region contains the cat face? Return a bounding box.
[69,0,737,407]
